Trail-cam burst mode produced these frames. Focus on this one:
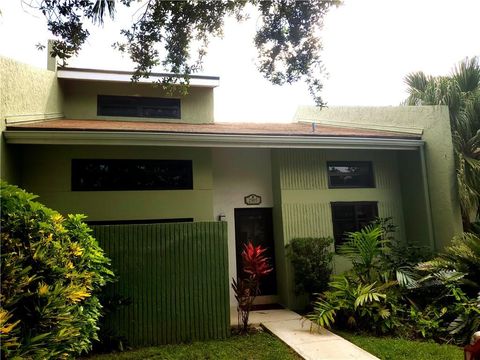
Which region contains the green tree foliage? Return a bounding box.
[0,182,113,359]
[404,57,480,228]
[34,0,341,106]
[287,237,333,299]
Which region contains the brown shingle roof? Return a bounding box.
[7,119,421,140]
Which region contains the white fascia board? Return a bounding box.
[4,130,424,150]
[57,69,220,88]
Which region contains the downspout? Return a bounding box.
[419,144,436,251]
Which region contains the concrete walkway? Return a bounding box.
[232,309,379,360]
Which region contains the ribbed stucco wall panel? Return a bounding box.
[278,149,327,190]
[375,159,395,189]
[282,203,333,242]
[92,222,229,346]
[378,201,405,242]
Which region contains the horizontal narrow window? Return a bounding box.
[72,159,193,191]
[327,161,374,188]
[97,95,181,119]
[331,201,378,250]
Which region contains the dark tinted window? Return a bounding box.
[331,202,378,250]
[72,159,193,191]
[327,161,374,188]
[97,95,181,119]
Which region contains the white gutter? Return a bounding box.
[4,130,424,150]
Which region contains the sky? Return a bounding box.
[1,0,479,122]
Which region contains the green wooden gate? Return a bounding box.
[92,221,229,346]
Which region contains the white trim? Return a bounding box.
[4,130,424,150]
[57,69,220,88]
[298,118,424,136]
[5,113,64,124]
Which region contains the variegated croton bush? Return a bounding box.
[0,181,113,359]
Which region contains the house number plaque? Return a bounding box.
[244,194,262,206]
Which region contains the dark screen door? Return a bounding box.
[234,208,277,296]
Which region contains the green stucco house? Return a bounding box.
[0,55,463,344]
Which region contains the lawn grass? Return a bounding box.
[336,330,464,360]
[85,331,301,360]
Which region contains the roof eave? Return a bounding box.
[4,130,424,150]
[57,68,220,88]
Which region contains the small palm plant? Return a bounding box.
[232,242,273,333]
[308,223,401,334]
[337,225,384,283]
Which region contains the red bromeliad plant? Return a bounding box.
[232,241,273,333]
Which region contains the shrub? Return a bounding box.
[308,217,480,344]
[287,237,333,298]
[308,274,400,334]
[232,242,273,333]
[308,224,401,334]
[410,232,480,343]
[417,232,480,295]
[0,181,113,359]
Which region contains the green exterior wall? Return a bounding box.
[272,148,407,309]
[294,106,463,250]
[398,151,431,245]
[18,145,214,222]
[61,79,214,123]
[92,221,229,345]
[1,57,464,316]
[0,57,63,183]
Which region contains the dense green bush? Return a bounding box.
[0,181,113,359]
[307,218,480,344]
[411,232,480,343]
[308,225,402,334]
[287,237,333,298]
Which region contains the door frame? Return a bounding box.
[233,207,278,304]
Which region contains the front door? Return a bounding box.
[234,208,277,296]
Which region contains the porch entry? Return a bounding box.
[234,207,277,296]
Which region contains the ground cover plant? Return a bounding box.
[0,182,113,359]
[336,331,463,360]
[84,331,301,360]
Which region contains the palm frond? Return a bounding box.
[307,298,337,328]
[91,0,116,25]
[338,225,384,269]
[404,56,480,226]
[452,57,480,93]
[396,268,419,289]
[353,282,386,308]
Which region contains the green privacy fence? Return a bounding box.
[92,221,229,346]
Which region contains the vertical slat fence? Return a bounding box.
[92,221,229,346]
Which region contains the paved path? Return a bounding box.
[234,309,379,360]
